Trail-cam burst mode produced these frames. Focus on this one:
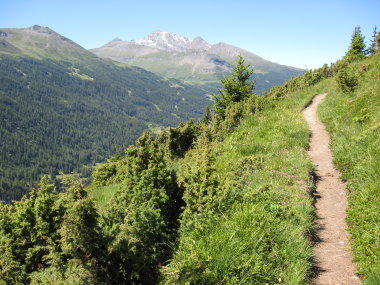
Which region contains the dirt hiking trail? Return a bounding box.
[303,93,361,285]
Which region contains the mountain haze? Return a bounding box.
[91,31,305,92]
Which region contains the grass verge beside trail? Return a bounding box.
[318,54,380,283]
[162,90,317,284]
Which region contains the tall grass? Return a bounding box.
[88,53,379,283]
[318,53,380,282]
[162,90,317,284]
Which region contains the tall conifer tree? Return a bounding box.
[213,56,255,118]
[346,26,366,58]
[368,26,378,55]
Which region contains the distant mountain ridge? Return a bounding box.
[91,31,305,92]
[0,25,91,61]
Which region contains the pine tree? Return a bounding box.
[368,26,378,55]
[202,106,212,124]
[213,55,255,118]
[346,26,366,58]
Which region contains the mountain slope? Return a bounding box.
[87,57,320,284]
[0,25,92,61]
[0,26,211,201]
[87,50,380,284]
[91,31,305,93]
[1,26,379,283]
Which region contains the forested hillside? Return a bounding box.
[0,26,211,201]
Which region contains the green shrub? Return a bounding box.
[98,132,183,284]
[336,69,358,93]
[0,178,106,284]
[331,58,349,75]
[157,120,200,158]
[92,162,117,186]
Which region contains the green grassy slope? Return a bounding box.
[161,91,318,284]
[89,77,327,284]
[317,53,380,282]
[82,47,380,285]
[88,52,380,284]
[107,53,304,94]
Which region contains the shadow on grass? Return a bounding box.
[307,169,326,281]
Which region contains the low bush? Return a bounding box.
[335,69,358,93]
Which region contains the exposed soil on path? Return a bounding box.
[303,93,361,285]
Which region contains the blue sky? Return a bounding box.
[1,0,379,69]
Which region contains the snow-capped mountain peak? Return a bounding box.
[134,30,211,52]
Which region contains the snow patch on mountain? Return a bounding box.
[134,30,211,52]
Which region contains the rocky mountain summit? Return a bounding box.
[91,31,304,92]
[133,30,211,52]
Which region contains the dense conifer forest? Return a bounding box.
[0,54,210,201]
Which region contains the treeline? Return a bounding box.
[0,54,210,201]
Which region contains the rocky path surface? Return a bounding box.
[303,93,361,285]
